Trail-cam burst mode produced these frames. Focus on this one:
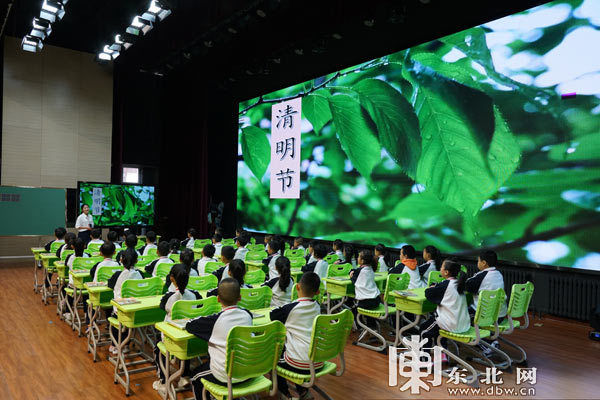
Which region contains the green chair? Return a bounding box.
[245,269,266,286]
[188,274,218,292]
[155,262,175,279]
[250,236,256,245]
[327,263,352,278]
[135,255,157,267]
[437,288,507,387]
[194,239,212,248]
[222,238,235,246]
[284,248,305,258]
[247,244,265,252]
[96,265,123,283]
[277,310,353,400]
[246,251,267,261]
[481,282,534,364]
[49,240,64,253]
[238,286,272,310]
[323,254,338,264]
[355,274,409,351]
[60,249,75,260]
[135,239,146,249]
[427,270,444,286]
[72,256,104,270]
[169,253,180,263]
[201,321,286,400]
[121,276,164,298]
[289,257,306,269]
[87,242,103,252]
[205,261,225,274]
[145,248,158,257]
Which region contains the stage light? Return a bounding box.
[148,0,171,21]
[113,34,133,50]
[98,52,112,61]
[256,9,266,18]
[22,35,43,52]
[126,16,153,36]
[31,17,52,39]
[40,0,65,22]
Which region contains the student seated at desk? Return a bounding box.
[181,228,197,250]
[153,264,202,393]
[233,232,250,261]
[195,244,217,274]
[166,249,197,292]
[305,240,316,264]
[331,239,344,259]
[168,238,180,255]
[63,238,90,321]
[263,234,273,252]
[212,233,223,257]
[90,242,118,282]
[263,239,282,279]
[187,278,253,399]
[107,231,121,250]
[465,250,507,319]
[291,236,305,253]
[44,227,66,252]
[301,244,328,281]
[270,272,322,400]
[56,232,76,259]
[116,234,137,265]
[350,250,381,326]
[108,248,143,355]
[374,243,393,273]
[418,245,441,287]
[207,260,249,297]
[88,228,104,247]
[145,241,174,276]
[139,231,158,256]
[335,244,357,267]
[391,245,424,289]
[212,246,235,282]
[422,259,470,348]
[263,256,293,307]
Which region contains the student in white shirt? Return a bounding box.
[335,244,357,267]
[305,240,316,264]
[374,243,392,273]
[418,245,441,287]
[263,234,273,252]
[166,249,197,292]
[263,239,282,279]
[233,233,250,261]
[332,239,344,260]
[263,256,293,307]
[140,231,158,256]
[396,245,424,289]
[168,239,180,256]
[291,237,305,254]
[107,248,142,354]
[89,242,118,282]
[44,227,67,252]
[145,241,174,276]
[182,228,197,250]
[301,243,328,281]
[422,259,470,348]
[207,259,251,297]
[212,246,235,282]
[56,232,77,259]
[350,250,381,315]
[196,244,217,274]
[107,231,122,250]
[87,228,104,247]
[211,233,223,257]
[75,204,94,244]
[63,238,90,322]
[465,250,507,319]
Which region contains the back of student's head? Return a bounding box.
[401,244,416,259]
[169,238,180,253]
[333,239,344,250]
[107,230,118,242]
[203,244,215,258]
[212,233,222,243]
[228,259,246,286]
[294,237,304,246]
[122,248,138,269]
[180,248,194,269]
[65,232,77,248]
[157,241,170,257]
[268,239,283,254]
[146,231,157,243]
[299,272,320,297]
[358,249,377,268]
[308,240,316,251]
[375,243,393,266]
[479,250,498,267]
[55,227,67,239]
[100,242,116,258]
[125,234,138,249]
[187,228,197,238]
[73,238,85,256]
[221,245,235,261]
[236,232,250,247]
[275,256,291,291]
[264,234,273,243]
[170,264,189,294]
[313,243,328,259]
[443,258,466,294]
[218,277,241,307]
[91,228,102,239]
[424,245,442,268]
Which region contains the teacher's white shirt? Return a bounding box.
[75,213,94,232]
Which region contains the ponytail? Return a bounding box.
[180,248,194,273]
[456,271,466,295]
[359,249,377,269]
[375,244,393,268]
[170,264,189,294]
[228,259,246,287]
[276,257,291,291]
[443,258,465,294]
[121,248,138,269]
[425,245,442,270]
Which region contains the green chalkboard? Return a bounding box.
[0,186,65,235]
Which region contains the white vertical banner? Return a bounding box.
[92,188,103,216]
[270,97,302,199]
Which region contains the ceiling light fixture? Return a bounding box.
[21,35,44,52]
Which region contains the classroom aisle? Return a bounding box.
[1,260,599,400]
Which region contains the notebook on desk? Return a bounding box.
[328,276,349,281]
[168,318,190,329]
[114,297,141,305]
[394,290,417,297]
[251,312,265,319]
[72,269,88,274]
[86,282,107,287]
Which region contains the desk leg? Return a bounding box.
[88,304,101,361]
[114,322,133,395]
[167,359,186,400]
[42,267,50,305]
[397,313,421,344]
[56,279,64,317]
[33,257,40,293]
[329,296,346,314]
[158,348,170,400]
[73,287,83,335]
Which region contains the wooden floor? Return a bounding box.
[1,260,600,400]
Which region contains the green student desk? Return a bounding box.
[31,247,47,293]
[40,253,59,305]
[291,268,303,282]
[85,284,114,361]
[110,295,167,396]
[390,287,436,346]
[324,273,388,313]
[245,260,263,271]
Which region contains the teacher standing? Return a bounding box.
[75,204,94,244]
